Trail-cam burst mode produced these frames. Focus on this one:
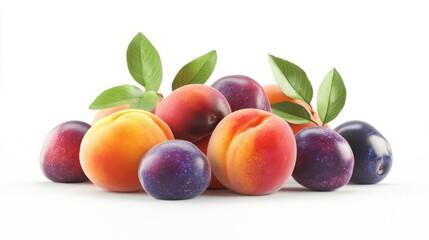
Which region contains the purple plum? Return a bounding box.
[211,75,271,112]
[293,127,354,191]
[334,120,392,184]
[138,140,211,200]
[40,120,91,183]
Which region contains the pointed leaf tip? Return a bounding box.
[89,84,145,109]
[317,68,346,125]
[126,32,162,92]
[268,54,313,105]
[172,50,217,90]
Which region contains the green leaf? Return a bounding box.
[89,84,144,109]
[126,32,162,91]
[271,102,314,125]
[135,90,159,112]
[172,50,217,90]
[317,68,346,125]
[268,54,313,105]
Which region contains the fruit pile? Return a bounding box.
[40,32,393,200]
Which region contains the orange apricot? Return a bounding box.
[80,109,174,192]
[92,105,130,124]
[92,96,163,124]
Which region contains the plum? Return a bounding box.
[334,120,392,184]
[40,120,91,183]
[293,127,354,191]
[138,140,211,200]
[211,75,271,112]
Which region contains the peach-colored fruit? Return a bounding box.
[207,109,296,195]
[155,84,231,142]
[80,109,174,192]
[194,135,226,189]
[92,105,130,124]
[92,97,163,124]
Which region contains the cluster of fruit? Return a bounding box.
[40,33,392,200]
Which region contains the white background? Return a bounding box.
[1,0,428,239]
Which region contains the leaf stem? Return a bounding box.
[311,119,321,127]
[308,102,314,112]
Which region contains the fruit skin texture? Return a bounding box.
[194,135,226,189]
[293,127,354,191]
[40,121,91,183]
[207,109,296,195]
[80,109,174,192]
[211,75,271,112]
[92,97,163,124]
[155,84,231,142]
[139,140,211,200]
[92,105,130,124]
[334,120,392,184]
[263,84,323,134]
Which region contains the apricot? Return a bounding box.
[80,109,174,192]
[194,135,226,189]
[92,95,163,124]
[155,84,231,142]
[92,105,130,124]
[207,109,296,195]
[263,84,323,134]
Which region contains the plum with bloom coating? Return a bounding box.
[138,140,210,200]
[293,127,354,191]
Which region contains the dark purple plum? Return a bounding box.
[138,140,211,200]
[293,127,354,191]
[40,120,91,183]
[211,75,271,112]
[334,120,392,184]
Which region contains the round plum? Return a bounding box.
[211,75,271,112]
[334,120,392,184]
[293,127,354,191]
[138,140,211,200]
[40,120,91,183]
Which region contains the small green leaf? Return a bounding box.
[135,90,159,112]
[317,68,346,125]
[271,102,314,125]
[172,50,217,90]
[126,32,162,91]
[268,54,313,105]
[89,84,144,109]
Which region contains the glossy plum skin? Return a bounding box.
[334,120,392,184]
[211,75,271,112]
[155,84,231,142]
[40,121,91,183]
[138,140,211,200]
[293,127,354,191]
